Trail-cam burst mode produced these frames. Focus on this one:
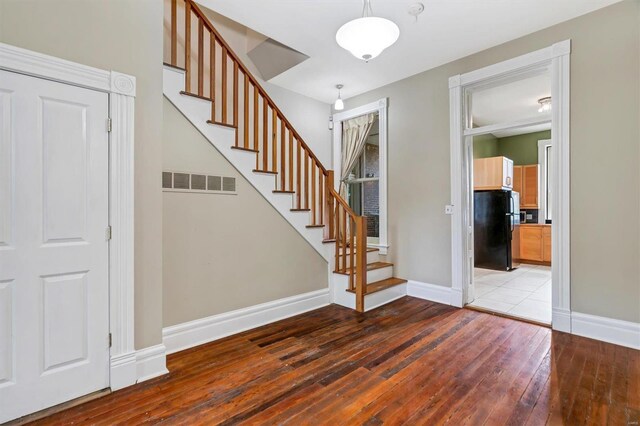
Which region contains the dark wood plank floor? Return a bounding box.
[30,297,639,425]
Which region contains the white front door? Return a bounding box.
[0,70,110,423]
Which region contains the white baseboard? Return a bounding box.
[407,280,453,306]
[571,312,640,350]
[136,344,169,383]
[163,289,331,354]
[110,352,137,390]
[552,307,571,333]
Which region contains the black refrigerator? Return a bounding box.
[474,190,520,271]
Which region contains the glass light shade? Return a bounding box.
[334,97,345,111]
[336,17,400,61]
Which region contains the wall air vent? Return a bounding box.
[162,171,237,195]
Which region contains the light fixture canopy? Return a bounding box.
[336,0,400,62]
[334,84,345,111]
[538,96,552,113]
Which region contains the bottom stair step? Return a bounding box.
[346,277,407,295]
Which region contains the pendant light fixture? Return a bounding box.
[538,96,552,113]
[336,0,400,62]
[334,84,345,111]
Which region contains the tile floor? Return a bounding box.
[468,264,551,324]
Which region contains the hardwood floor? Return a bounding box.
[30,297,639,425]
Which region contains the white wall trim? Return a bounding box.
[0,42,138,390]
[571,312,640,350]
[449,40,572,331]
[332,98,389,254]
[537,139,552,224]
[163,289,331,354]
[407,280,454,306]
[136,344,169,383]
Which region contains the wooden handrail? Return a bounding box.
[187,1,328,175]
[165,0,368,311]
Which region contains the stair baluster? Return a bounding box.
[165,0,369,311]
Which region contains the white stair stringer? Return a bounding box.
[163,66,330,261]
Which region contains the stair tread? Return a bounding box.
[334,261,393,276]
[306,224,325,228]
[322,239,336,244]
[253,169,277,175]
[230,146,258,153]
[345,277,407,295]
[273,190,295,194]
[291,208,311,212]
[164,62,186,72]
[206,120,238,129]
[180,91,213,102]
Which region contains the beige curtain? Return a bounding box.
[339,113,377,200]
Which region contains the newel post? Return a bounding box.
[355,216,367,313]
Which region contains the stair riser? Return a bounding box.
[336,250,380,269]
[367,266,394,283]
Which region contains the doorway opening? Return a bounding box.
[448,40,571,332]
[467,70,553,324]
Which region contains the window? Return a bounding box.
[344,123,380,244]
[538,139,552,222]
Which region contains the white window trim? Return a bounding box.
[332,98,389,254]
[538,139,552,224]
[449,40,571,333]
[0,42,139,389]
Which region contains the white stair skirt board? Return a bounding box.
[163,289,331,354]
[571,312,640,350]
[136,344,169,383]
[407,280,455,306]
[163,66,329,261]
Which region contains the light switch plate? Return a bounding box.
[445,205,454,215]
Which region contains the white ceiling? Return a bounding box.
[196,0,620,104]
[471,71,551,135]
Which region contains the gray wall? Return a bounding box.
[162,99,327,327]
[0,0,164,348]
[344,1,640,323]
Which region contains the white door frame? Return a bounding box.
[0,43,138,388]
[449,40,571,332]
[332,98,389,254]
[538,138,553,225]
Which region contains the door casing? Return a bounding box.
[0,42,138,390]
[449,40,571,332]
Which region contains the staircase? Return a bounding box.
[163,0,406,312]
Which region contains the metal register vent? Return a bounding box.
[162,171,237,194]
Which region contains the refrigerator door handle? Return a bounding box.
[510,196,515,232]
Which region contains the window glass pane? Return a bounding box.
[364,135,379,178]
[363,181,379,238]
[347,181,380,238]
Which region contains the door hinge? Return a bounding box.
[107,117,112,133]
[105,225,112,241]
[109,333,112,348]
